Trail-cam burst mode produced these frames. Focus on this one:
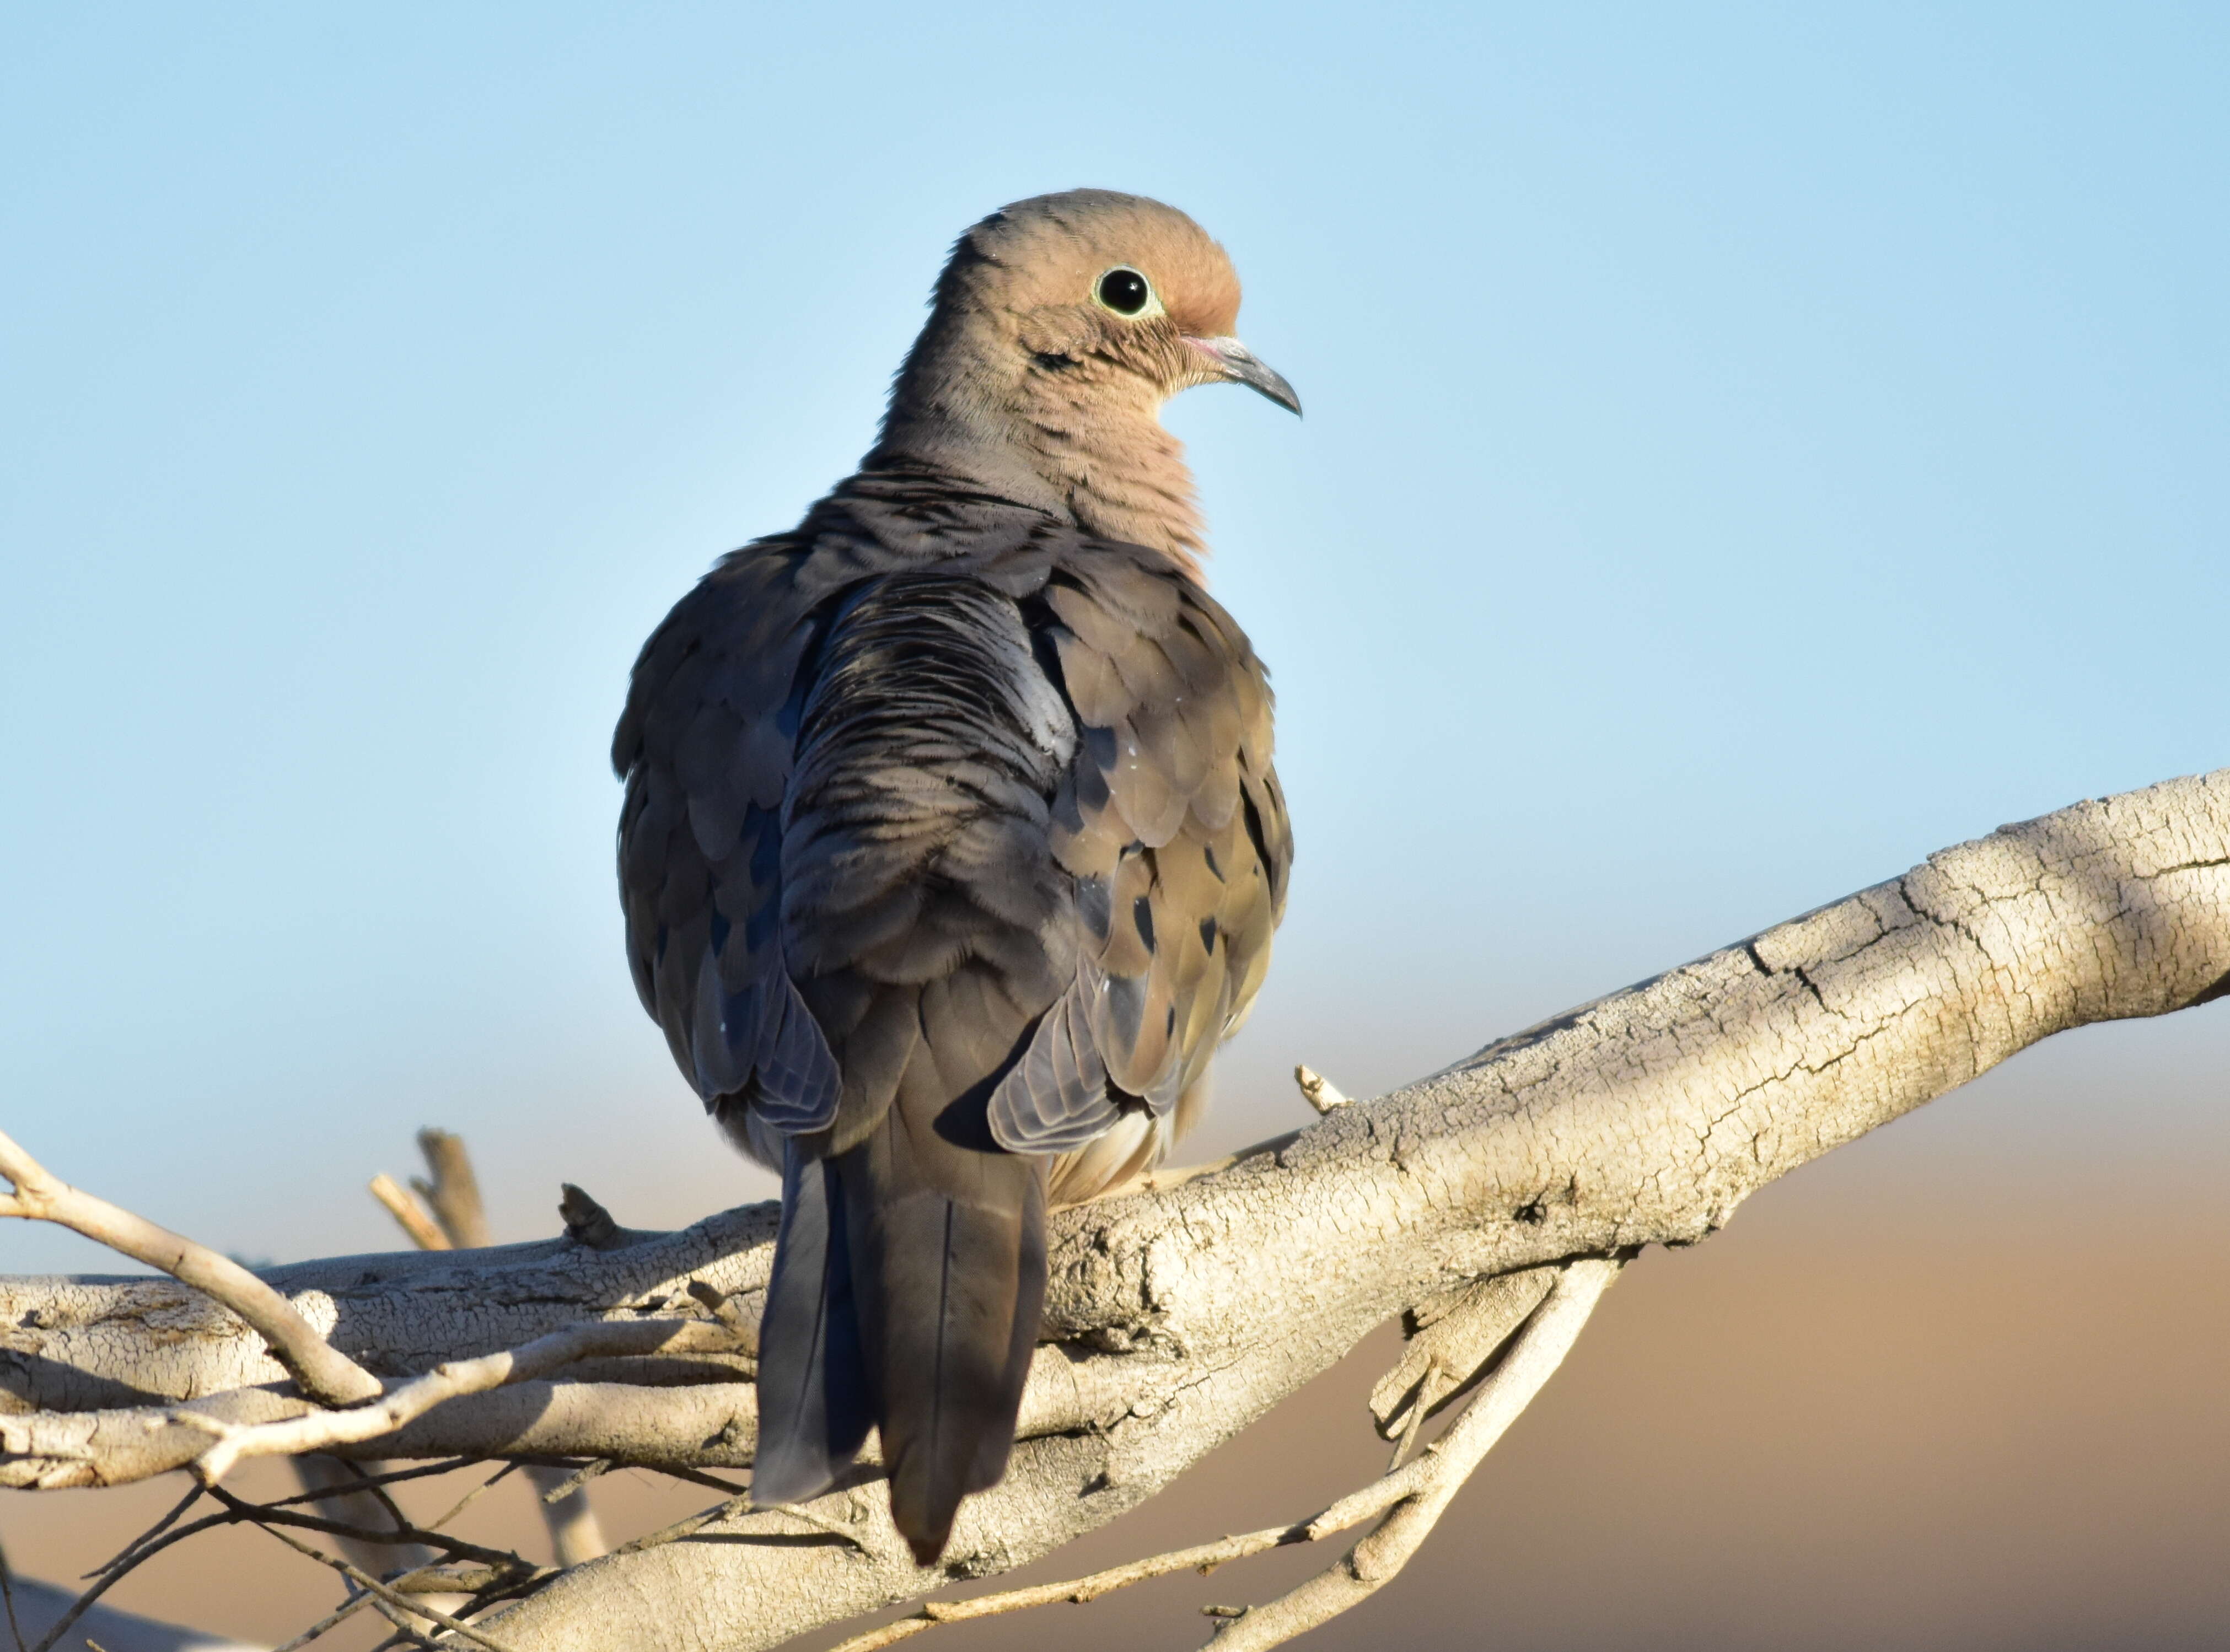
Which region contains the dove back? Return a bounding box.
[614,473,1289,1559]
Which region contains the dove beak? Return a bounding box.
[1185,336,1302,416]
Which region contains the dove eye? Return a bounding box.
[1094,266,1154,317]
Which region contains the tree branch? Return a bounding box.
[370,1176,451,1253]
[368,1134,612,1566]
[0,1127,381,1408]
[186,1318,747,1483]
[410,1131,492,1251]
[825,1258,1619,1652]
[5,769,2227,1650]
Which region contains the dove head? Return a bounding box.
[871,190,1297,572]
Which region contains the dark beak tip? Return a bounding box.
[1189,335,1301,418]
[1235,364,1303,418]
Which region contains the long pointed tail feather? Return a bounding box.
[842,1122,1047,1564]
[751,1144,873,1507]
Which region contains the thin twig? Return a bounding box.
[84,1478,206,1579]
[290,1452,425,1584]
[269,1584,374,1652]
[0,1126,380,1407]
[32,1522,195,1652]
[178,1317,745,1482]
[28,1468,533,1652]
[334,1456,416,1537]
[259,1459,481,1510]
[533,1459,611,1505]
[1387,1355,1442,1472]
[613,1492,754,1556]
[254,1521,523,1652]
[824,1528,1299,1651]
[424,1463,518,1534]
[203,1483,530,1572]
[0,1540,25,1652]
[387,1561,554,1597]
[640,1462,749,1498]
[522,1464,608,1565]
[365,1596,444,1650]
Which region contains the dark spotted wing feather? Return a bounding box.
[987,547,1291,1163]
[614,541,847,1142]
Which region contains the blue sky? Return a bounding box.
[4,4,2225,1273]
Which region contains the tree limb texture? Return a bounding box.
[5,771,2227,1651]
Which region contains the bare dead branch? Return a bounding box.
[186,1319,746,1483]
[636,1462,746,1498]
[29,1463,538,1652]
[368,1137,613,1570]
[610,1491,753,1557]
[1369,1267,1557,1442]
[370,1176,451,1252]
[825,1261,1617,1652]
[1208,1259,1620,1649]
[410,1130,491,1250]
[83,1479,206,1581]
[0,1126,381,1408]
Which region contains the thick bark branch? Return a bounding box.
[5,770,2227,1651]
[0,1127,382,1408]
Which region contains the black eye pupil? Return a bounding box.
[1098,268,1150,315]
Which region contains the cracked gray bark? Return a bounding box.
[5,770,2228,1650]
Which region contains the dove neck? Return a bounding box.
[873,333,1207,577]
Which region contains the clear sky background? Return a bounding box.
[4,4,2226,1280]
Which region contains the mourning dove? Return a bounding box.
[612,190,1297,1563]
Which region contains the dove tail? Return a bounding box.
[839,1117,1047,1565]
[750,1144,873,1508]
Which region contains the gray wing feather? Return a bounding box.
[985,971,1115,1151]
[986,549,1291,1164]
[615,543,845,1145]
